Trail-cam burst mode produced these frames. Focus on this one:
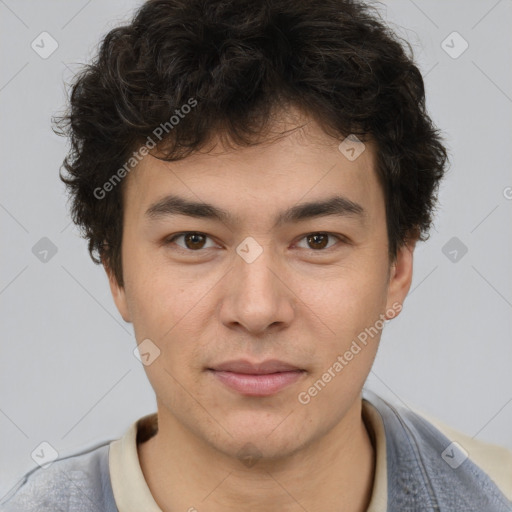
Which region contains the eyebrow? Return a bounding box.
[145,193,365,229]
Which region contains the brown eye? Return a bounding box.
[294,232,345,252]
[183,233,206,250]
[306,233,330,250]
[166,232,216,251]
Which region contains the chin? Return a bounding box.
[215,434,306,466]
[213,418,310,461]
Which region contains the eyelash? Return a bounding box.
[164,231,348,253]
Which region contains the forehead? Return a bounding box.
[122,108,381,223]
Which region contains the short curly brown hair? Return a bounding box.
[53,0,449,287]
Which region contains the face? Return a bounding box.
[107,108,414,462]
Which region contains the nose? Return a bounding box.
[219,243,296,336]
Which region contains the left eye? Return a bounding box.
[295,232,342,251]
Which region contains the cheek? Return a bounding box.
[127,278,201,341]
[122,241,194,333]
[295,270,387,412]
[123,266,224,381]
[305,263,389,342]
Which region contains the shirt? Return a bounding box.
[2,389,511,511]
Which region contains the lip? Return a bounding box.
[210,359,302,374]
[207,359,306,396]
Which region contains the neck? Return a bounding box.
[138,398,375,512]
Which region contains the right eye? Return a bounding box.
[164,232,219,252]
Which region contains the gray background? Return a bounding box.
[1,0,511,498]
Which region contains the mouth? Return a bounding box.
[207,359,306,396]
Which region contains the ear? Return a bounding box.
[384,238,417,319]
[103,258,132,323]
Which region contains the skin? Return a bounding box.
[106,107,416,512]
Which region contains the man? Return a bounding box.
[2,0,511,510]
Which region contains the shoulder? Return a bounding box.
[418,408,512,501]
[0,441,117,512]
[363,389,512,511]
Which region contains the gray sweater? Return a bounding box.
[2,390,511,511]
